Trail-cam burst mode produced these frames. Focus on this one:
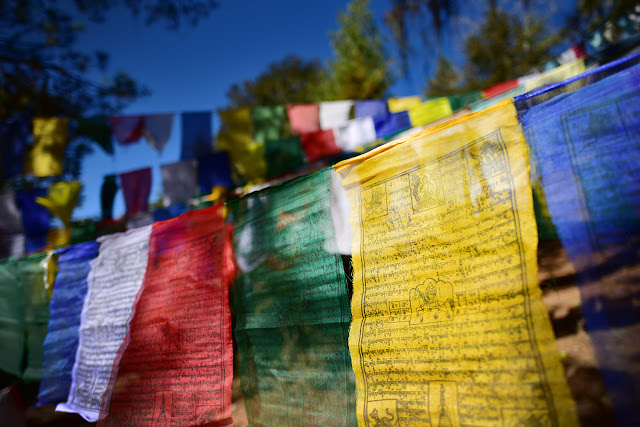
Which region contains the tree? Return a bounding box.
[225,56,328,108]
[426,55,462,96]
[463,8,559,90]
[321,0,394,100]
[0,0,217,190]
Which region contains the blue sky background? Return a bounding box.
[72,0,575,220]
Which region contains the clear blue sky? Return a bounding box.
[72,0,574,220]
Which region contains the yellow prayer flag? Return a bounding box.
[388,96,422,113]
[408,97,453,127]
[36,181,81,226]
[25,118,69,177]
[46,227,72,250]
[334,100,578,427]
[217,108,266,182]
[524,58,586,92]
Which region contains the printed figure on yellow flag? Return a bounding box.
[25,118,69,177]
[334,99,578,426]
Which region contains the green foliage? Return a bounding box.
[322,0,394,100]
[426,56,462,96]
[0,0,216,190]
[462,9,559,90]
[225,56,328,108]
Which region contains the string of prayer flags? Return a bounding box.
[37,241,99,406]
[252,105,288,142]
[373,111,411,139]
[470,85,526,112]
[230,168,356,426]
[16,254,50,382]
[515,50,640,114]
[120,168,152,217]
[76,116,114,155]
[217,108,266,182]
[180,111,212,160]
[354,99,388,119]
[16,189,51,254]
[109,116,145,145]
[300,129,341,163]
[265,136,306,179]
[25,118,68,177]
[407,97,453,127]
[287,104,320,135]
[99,206,234,426]
[0,192,25,259]
[333,100,578,426]
[141,113,174,152]
[519,63,640,426]
[319,100,354,129]
[197,152,233,194]
[36,181,82,226]
[334,117,377,152]
[160,159,197,205]
[57,225,151,421]
[101,175,119,220]
[0,117,30,178]
[387,95,422,113]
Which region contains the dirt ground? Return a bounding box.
[2,239,627,426]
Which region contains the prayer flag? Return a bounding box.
[120,168,152,217]
[252,105,288,142]
[230,168,356,426]
[16,189,51,254]
[286,104,320,135]
[160,159,197,205]
[520,63,640,425]
[37,241,99,406]
[523,58,586,92]
[151,203,186,222]
[334,100,578,426]
[180,112,212,160]
[481,79,520,99]
[36,181,82,226]
[197,152,233,194]
[373,111,411,139]
[0,259,25,378]
[99,206,234,426]
[0,117,30,178]
[354,99,388,119]
[142,114,174,152]
[319,100,354,129]
[0,192,25,259]
[447,91,483,111]
[299,129,340,163]
[334,117,377,152]
[108,116,144,145]
[387,96,422,113]
[265,136,306,179]
[76,116,113,155]
[57,226,151,421]
[217,108,266,182]
[407,97,453,127]
[100,175,119,220]
[25,118,68,177]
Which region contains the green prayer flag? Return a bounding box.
[230,169,356,426]
[265,136,306,179]
[0,259,24,378]
[252,105,288,142]
[77,116,114,155]
[447,91,483,111]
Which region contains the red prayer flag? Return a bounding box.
[108,116,145,145]
[286,104,320,135]
[98,205,234,426]
[481,79,520,99]
[300,129,340,163]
